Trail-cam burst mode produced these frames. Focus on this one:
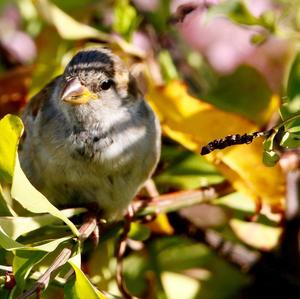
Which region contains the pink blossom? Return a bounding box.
[175,0,290,90]
[132,31,153,53]
[1,31,37,64]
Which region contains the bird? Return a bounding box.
[19,47,161,220]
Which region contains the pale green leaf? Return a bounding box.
[0,208,85,240]
[35,0,108,40]
[230,219,281,250]
[66,261,107,299]
[0,226,23,250]
[161,271,200,299]
[34,0,144,57]
[288,125,300,133]
[0,115,23,183]
[159,50,179,82]
[11,157,79,236]
[25,236,72,252]
[0,224,71,251]
[68,250,81,269]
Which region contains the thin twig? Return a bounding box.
[16,214,97,299]
[115,205,138,299]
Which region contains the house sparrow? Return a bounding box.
[19,48,161,220]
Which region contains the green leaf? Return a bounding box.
[159,50,179,82]
[128,223,151,241]
[216,192,256,214]
[11,157,79,236]
[206,66,272,125]
[280,53,300,129]
[280,100,300,120]
[23,236,72,252]
[280,131,300,148]
[0,222,71,251]
[65,261,107,299]
[288,125,300,133]
[13,250,47,291]
[262,128,280,166]
[0,185,13,216]
[155,146,224,191]
[51,0,95,11]
[287,53,300,101]
[113,0,140,41]
[0,115,23,183]
[0,216,53,240]
[263,133,275,151]
[0,226,23,250]
[0,208,85,240]
[11,237,74,295]
[144,0,170,32]
[263,150,280,167]
[206,0,257,24]
[250,33,268,45]
[206,0,274,30]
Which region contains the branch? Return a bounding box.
[133,181,232,217]
[169,211,260,271]
[15,182,232,298]
[16,213,97,299]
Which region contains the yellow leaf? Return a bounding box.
[146,214,174,235]
[146,80,285,211]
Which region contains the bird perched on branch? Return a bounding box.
[19,47,161,220]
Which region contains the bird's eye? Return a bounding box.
[100,80,114,90]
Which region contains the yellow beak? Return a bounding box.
[61,78,97,105]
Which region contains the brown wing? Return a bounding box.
[20,76,62,149]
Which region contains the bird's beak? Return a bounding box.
[61,78,97,105]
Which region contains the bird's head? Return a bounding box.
[60,48,140,108]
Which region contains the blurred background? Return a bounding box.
[1,0,300,298]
